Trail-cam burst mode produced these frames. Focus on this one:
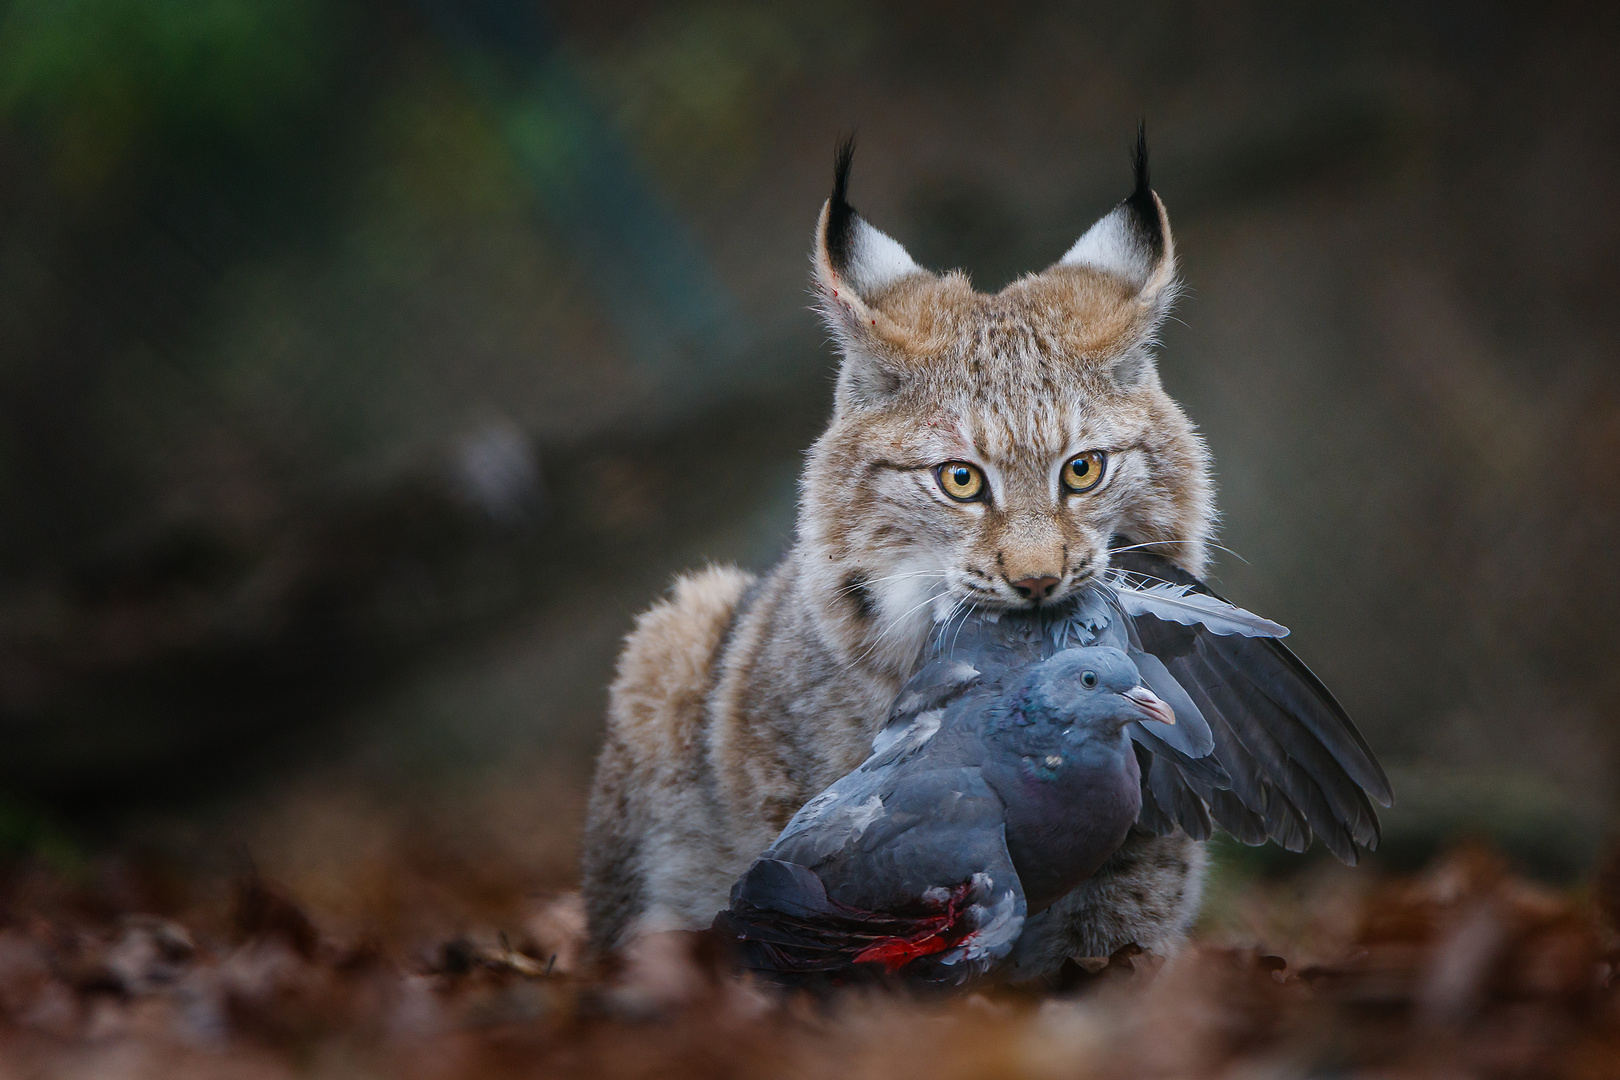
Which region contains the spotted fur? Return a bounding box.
[583,139,1215,975]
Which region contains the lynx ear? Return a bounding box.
[1060,126,1177,305]
[812,138,928,410]
[814,138,923,300]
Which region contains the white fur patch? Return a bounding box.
[844,219,922,294]
[869,572,944,673]
[1059,205,1152,286]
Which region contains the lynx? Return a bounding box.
[582,134,1215,979]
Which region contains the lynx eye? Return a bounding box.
[1061,450,1107,494]
[935,462,986,502]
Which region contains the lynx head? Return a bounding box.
[798,131,1214,675]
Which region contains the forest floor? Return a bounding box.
[1,775,1617,1080]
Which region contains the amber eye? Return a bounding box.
[1061,450,1107,494]
[936,462,986,502]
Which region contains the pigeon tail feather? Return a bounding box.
[717,860,979,981]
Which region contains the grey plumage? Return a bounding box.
[716,548,1393,984]
[714,647,1175,985]
[878,548,1391,861]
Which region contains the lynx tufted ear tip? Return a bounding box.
[1059,123,1174,295]
[813,137,923,300]
[826,135,858,278]
[1127,121,1163,262]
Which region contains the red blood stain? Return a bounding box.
[852,882,975,973]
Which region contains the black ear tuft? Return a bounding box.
[1132,122,1151,198]
[827,135,858,276]
[1125,122,1164,260]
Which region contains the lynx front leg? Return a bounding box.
[1001,829,1207,982]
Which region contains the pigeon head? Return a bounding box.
[1003,646,1176,741]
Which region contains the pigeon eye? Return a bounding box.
[936,462,986,502]
[1061,451,1107,494]
[1080,670,1098,688]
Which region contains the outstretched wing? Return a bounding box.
[1112,547,1393,863]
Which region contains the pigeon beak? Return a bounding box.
[1122,685,1176,726]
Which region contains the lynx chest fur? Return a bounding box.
[582,135,1213,976]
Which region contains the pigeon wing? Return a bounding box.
[774,765,1008,910]
[835,771,1027,981]
[1111,547,1393,863]
[723,766,1027,983]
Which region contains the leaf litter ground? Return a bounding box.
[2,775,1618,1079]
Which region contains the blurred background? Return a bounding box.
[0,0,1617,907]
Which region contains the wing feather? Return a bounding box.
[1195,642,1382,851]
[1132,745,1176,836]
[1183,639,1359,859]
[1108,578,1289,637]
[1147,754,1213,841]
[1112,547,1392,863]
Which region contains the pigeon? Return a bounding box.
[712,646,1178,985]
[715,544,1393,985]
[868,546,1392,864]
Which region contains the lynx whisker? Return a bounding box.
[944,594,979,658]
[833,570,950,597]
[1107,539,1250,565]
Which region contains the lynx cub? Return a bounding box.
[583,135,1214,977]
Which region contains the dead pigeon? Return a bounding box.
[716,546,1392,985]
[713,646,1177,985]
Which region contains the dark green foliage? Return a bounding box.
[0,0,339,184]
[0,796,81,871]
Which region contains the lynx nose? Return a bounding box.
[1010,576,1060,601]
